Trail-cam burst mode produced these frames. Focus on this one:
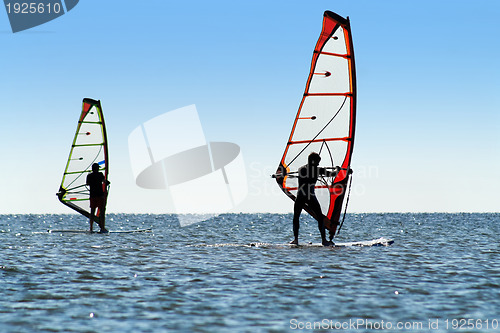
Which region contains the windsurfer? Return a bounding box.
[86,163,110,233]
[291,152,339,246]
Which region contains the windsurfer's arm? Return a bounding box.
[99,172,110,186]
[271,169,301,178]
[103,179,110,194]
[320,166,339,177]
[321,166,353,177]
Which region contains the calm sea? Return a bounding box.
[1,213,499,332]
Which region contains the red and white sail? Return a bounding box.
[275,11,356,235]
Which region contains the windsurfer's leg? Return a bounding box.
[328,220,339,242]
[309,197,332,246]
[100,212,107,232]
[97,198,108,233]
[89,207,95,232]
[291,196,304,244]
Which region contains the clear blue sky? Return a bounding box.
[1,0,498,214]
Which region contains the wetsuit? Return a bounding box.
[86,171,106,229]
[87,171,105,205]
[292,164,329,242]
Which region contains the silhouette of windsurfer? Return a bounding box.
[290,152,339,246]
[86,163,110,233]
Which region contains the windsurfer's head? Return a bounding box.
[92,163,100,172]
[308,152,321,166]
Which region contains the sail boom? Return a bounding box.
[284,185,331,191]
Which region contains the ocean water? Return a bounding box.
[1,213,499,333]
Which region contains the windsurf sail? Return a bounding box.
[57,98,109,222]
[274,11,356,236]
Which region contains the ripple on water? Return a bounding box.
[0,213,499,332]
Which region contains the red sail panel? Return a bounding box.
[275,11,356,235]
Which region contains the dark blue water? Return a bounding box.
[1,213,499,332]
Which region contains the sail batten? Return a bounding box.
[315,51,351,58]
[305,93,353,96]
[57,98,109,222]
[275,11,356,236]
[72,143,105,147]
[289,137,352,145]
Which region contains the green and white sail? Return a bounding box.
[57,98,109,221]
